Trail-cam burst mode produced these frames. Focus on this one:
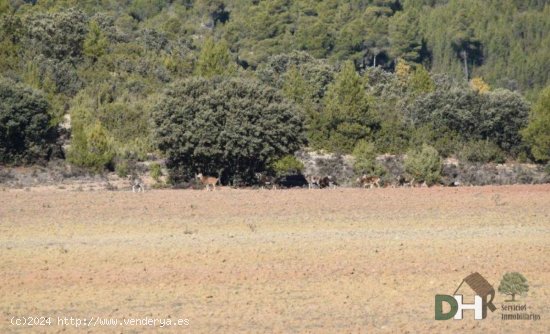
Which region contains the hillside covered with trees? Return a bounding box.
[0,0,549,184]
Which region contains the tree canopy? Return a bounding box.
[0,0,548,173]
[153,76,305,184]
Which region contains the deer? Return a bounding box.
[357,174,381,189]
[307,175,321,189]
[255,172,277,189]
[129,175,145,193]
[319,175,338,189]
[195,173,220,191]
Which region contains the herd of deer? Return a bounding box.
[129,172,420,192]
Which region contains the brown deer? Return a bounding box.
[195,173,220,191]
[307,175,321,189]
[358,174,381,189]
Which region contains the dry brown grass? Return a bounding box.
[1,185,549,333]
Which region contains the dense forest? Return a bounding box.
[0,0,549,184]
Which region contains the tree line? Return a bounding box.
[0,0,548,184]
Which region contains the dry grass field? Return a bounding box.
[1,185,549,333]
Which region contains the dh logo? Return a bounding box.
[435,272,497,320]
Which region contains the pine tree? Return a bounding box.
[195,37,235,78]
[83,20,108,63]
[522,86,550,162]
[409,64,435,95]
[320,61,375,153]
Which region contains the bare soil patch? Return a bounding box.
[1,185,549,333]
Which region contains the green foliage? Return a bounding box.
[319,61,376,153]
[272,155,304,177]
[409,64,435,95]
[498,272,529,302]
[67,119,114,172]
[23,9,88,61]
[352,140,384,176]
[153,76,305,185]
[407,88,529,153]
[1,1,548,173]
[389,9,423,62]
[83,20,108,62]
[0,78,58,164]
[458,140,506,163]
[195,37,235,78]
[150,162,162,182]
[522,86,550,162]
[404,144,442,185]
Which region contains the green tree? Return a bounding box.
[84,20,108,62]
[23,9,88,61]
[404,144,442,185]
[320,61,375,153]
[153,76,305,185]
[389,9,423,62]
[522,86,550,162]
[0,78,59,164]
[498,272,529,302]
[407,88,529,153]
[409,64,435,95]
[195,37,235,78]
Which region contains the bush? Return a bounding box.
[67,121,114,172]
[0,78,59,164]
[272,155,304,176]
[153,76,305,185]
[150,162,162,182]
[458,140,506,163]
[352,140,384,176]
[404,144,442,185]
[115,160,130,178]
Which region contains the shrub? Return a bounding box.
[150,162,162,182]
[115,160,130,178]
[404,144,442,185]
[272,155,304,176]
[352,140,384,176]
[0,78,59,164]
[458,140,506,163]
[67,121,114,172]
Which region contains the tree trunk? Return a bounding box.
[512,293,516,301]
[461,50,469,81]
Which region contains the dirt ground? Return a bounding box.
[0,185,549,333]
